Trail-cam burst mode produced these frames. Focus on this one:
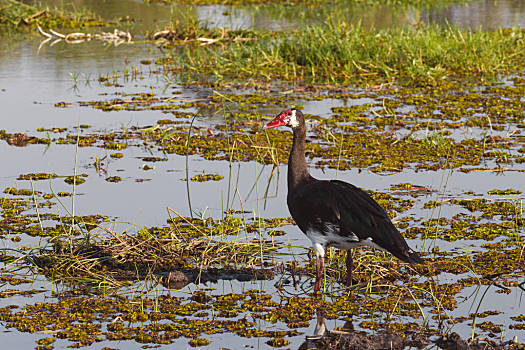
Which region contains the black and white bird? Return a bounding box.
[264,108,423,293]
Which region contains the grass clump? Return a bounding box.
[0,0,108,31]
[152,15,269,44]
[28,219,277,286]
[171,22,524,85]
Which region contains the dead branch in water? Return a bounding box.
[37,25,131,45]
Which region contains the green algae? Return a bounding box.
[37,127,67,133]
[407,197,523,241]
[188,338,210,347]
[105,176,122,183]
[140,157,167,162]
[187,173,224,182]
[54,75,522,175]
[3,187,40,196]
[17,173,57,181]
[64,175,87,185]
[36,337,55,345]
[104,142,127,150]
[0,192,107,238]
[54,102,71,108]
[0,288,42,298]
[56,134,96,147]
[110,152,123,159]
[487,189,522,195]
[0,207,523,349]
[266,337,290,347]
[0,291,302,348]
[389,183,435,197]
[511,315,525,322]
[268,230,286,236]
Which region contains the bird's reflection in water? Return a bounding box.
[298,308,326,350]
[308,308,327,340]
[298,307,413,350]
[299,308,354,350]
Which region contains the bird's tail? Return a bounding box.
[373,221,424,265]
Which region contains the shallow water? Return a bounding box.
[1,0,524,349]
[425,0,525,29]
[23,0,525,31]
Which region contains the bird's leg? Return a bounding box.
[345,250,353,287]
[314,256,325,293]
[306,308,326,340]
[313,308,326,337]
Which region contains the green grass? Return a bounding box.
[170,22,524,85]
[0,0,108,31]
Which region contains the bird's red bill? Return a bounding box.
[264,115,285,129]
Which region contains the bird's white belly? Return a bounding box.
[306,226,385,258]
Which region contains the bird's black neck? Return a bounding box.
[288,124,312,192]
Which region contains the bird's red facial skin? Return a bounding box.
[264,109,292,129]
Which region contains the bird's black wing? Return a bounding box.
[289,180,421,263]
[288,180,343,234]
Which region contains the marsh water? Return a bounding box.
[0,0,524,349]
